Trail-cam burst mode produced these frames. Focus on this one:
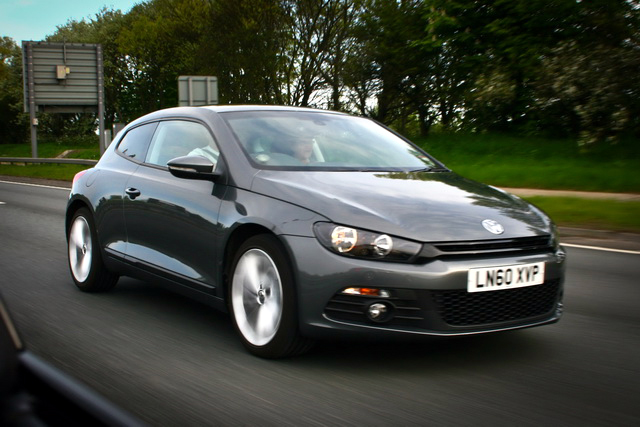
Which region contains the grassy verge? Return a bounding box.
[523,196,640,233]
[0,142,100,160]
[0,142,99,181]
[416,133,640,193]
[0,163,89,181]
[2,136,639,233]
[417,132,640,232]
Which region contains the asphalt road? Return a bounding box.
[1,180,639,426]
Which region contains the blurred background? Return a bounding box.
[3,0,639,231]
[1,0,639,147]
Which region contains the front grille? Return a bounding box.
[422,235,553,259]
[431,279,560,326]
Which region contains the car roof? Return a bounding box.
[123,105,351,134]
[200,105,348,114]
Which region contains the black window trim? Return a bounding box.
[115,121,159,165]
[116,117,222,171]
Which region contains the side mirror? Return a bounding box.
[167,156,221,181]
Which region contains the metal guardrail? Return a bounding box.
[0,157,98,166]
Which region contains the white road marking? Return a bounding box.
[562,243,640,255]
[0,179,69,191]
[0,201,5,205]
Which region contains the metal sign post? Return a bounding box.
[24,43,38,158]
[97,45,105,154]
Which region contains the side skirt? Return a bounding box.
[103,249,228,313]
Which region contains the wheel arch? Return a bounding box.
[224,230,314,357]
[65,198,91,239]
[221,223,295,303]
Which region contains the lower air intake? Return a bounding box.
[431,280,561,326]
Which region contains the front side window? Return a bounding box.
[145,120,219,167]
[116,122,158,161]
[221,111,440,171]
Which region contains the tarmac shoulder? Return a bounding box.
[0,175,72,189]
[503,187,640,251]
[502,187,640,201]
[559,227,640,252]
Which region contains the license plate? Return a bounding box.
[467,262,545,293]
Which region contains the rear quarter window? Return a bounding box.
[117,122,158,161]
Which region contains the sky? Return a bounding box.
[1,0,141,43]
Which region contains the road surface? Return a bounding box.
[1,180,639,426]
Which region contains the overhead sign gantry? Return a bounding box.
[22,41,105,157]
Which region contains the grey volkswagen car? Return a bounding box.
[66,105,566,358]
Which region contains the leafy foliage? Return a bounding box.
[0,0,638,147]
[0,37,28,144]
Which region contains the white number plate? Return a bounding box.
[467,262,545,293]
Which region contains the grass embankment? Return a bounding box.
[415,133,640,232]
[417,133,640,193]
[522,196,640,233]
[0,141,99,181]
[1,134,639,232]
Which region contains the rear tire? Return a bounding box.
[229,234,313,358]
[67,208,118,292]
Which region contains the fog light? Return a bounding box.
[367,302,394,323]
[367,303,387,320]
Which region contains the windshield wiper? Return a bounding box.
[410,166,449,173]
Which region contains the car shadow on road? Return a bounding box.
[102,278,558,371]
[301,330,557,372]
[97,277,238,339]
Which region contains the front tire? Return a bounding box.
[67,208,118,292]
[229,234,313,358]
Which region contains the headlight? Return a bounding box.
[314,223,421,262]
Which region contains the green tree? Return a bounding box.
[535,0,640,145]
[422,0,640,142]
[0,37,27,144]
[352,1,429,131]
[305,0,364,111]
[115,0,212,118]
[424,0,580,133]
[6,0,636,146]
[537,41,640,145]
[204,0,288,104]
[280,0,364,108]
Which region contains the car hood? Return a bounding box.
[250,170,551,242]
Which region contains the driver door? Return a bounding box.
[122,120,224,291]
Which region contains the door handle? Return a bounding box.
[125,188,141,199]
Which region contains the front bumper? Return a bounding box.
[283,235,565,339]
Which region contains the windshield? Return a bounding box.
[221,110,441,171]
